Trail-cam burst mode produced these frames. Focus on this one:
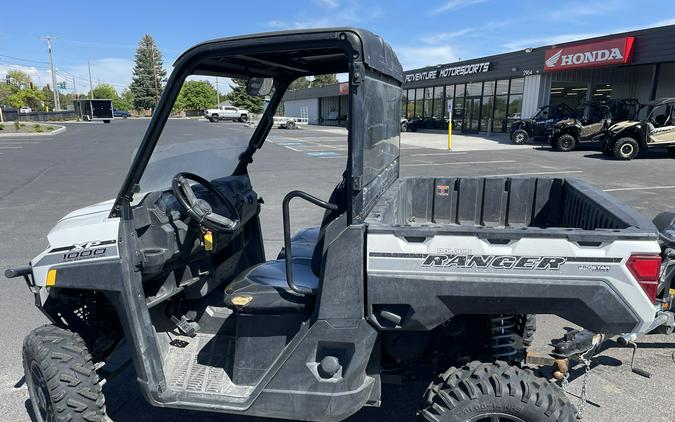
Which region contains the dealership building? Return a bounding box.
[283,24,675,133]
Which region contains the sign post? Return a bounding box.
[447,101,453,151]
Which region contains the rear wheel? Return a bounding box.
[23,325,106,422]
[418,361,576,422]
[613,137,639,160]
[555,134,576,152]
[286,120,297,130]
[239,114,249,123]
[511,129,529,145]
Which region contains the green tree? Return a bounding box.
[310,74,338,88]
[7,88,46,110]
[114,88,134,110]
[7,70,32,89]
[226,78,264,114]
[91,83,118,100]
[174,80,217,112]
[0,83,19,105]
[288,77,310,91]
[130,34,166,110]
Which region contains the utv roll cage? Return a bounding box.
[111,28,403,223]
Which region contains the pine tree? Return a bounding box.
[288,77,310,91]
[226,78,264,114]
[130,35,167,110]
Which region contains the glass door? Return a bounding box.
[464,97,481,133]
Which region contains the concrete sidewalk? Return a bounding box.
[301,125,536,152]
[401,131,534,152]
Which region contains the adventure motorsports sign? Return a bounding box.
[405,62,491,83]
[544,36,635,71]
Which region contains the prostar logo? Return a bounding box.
[544,37,635,71]
[545,49,563,67]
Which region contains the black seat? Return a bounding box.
[224,180,347,314]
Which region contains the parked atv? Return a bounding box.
[510,103,578,144]
[6,28,674,422]
[550,99,640,152]
[604,97,675,160]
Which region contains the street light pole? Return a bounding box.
[42,35,61,111]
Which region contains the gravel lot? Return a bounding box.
[0,119,673,422]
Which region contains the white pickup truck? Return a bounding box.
[204,105,249,122]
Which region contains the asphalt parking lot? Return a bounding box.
[0,119,673,422]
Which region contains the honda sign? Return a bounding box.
[544,37,635,71]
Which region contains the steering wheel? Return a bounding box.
[171,172,240,233]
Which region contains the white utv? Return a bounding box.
[6,28,675,422]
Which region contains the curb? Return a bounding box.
[0,125,66,138]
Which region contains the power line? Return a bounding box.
[0,54,50,65]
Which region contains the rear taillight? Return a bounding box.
[626,254,662,303]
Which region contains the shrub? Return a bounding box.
[0,123,4,130]
[45,126,54,131]
[34,126,44,133]
[15,121,20,130]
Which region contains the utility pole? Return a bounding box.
[72,75,77,98]
[41,35,61,111]
[88,60,94,98]
[215,77,220,105]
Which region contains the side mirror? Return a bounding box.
[246,78,274,96]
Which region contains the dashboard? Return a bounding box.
[131,175,261,303]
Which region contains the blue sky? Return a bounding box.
[1,0,674,93]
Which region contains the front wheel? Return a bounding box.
[418,361,577,422]
[613,137,639,160]
[401,121,408,132]
[511,129,529,145]
[23,325,106,422]
[667,147,675,157]
[556,134,577,152]
[209,115,219,122]
[286,120,297,130]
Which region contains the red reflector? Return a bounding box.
[626,254,661,303]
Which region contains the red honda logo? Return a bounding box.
[544,37,635,71]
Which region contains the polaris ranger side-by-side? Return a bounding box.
[6,28,675,422]
[510,103,578,144]
[550,99,640,152]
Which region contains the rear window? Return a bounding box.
[362,77,401,185]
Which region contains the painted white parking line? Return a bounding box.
[603,185,675,192]
[485,170,584,177]
[0,146,24,149]
[410,152,467,156]
[401,160,515,167]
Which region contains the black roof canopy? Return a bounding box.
[174,28,403,82]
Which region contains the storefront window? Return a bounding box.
[432,86,445,127]
[424,87,433,120]
[453,84,465,132]
[483,81,495,97]
[493,95,508,132]
[496,79,509,96]
[481,95,494,132]
[402,90,407,117]
[405,89,415,119]
[508,95,523,120]
[510,78,524,95]
[414,88,424,118]
[466,82,482,97]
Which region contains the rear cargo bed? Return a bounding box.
[365,177,657,241]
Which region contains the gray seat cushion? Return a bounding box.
[277,226,320,260]
[224,258,318,314]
